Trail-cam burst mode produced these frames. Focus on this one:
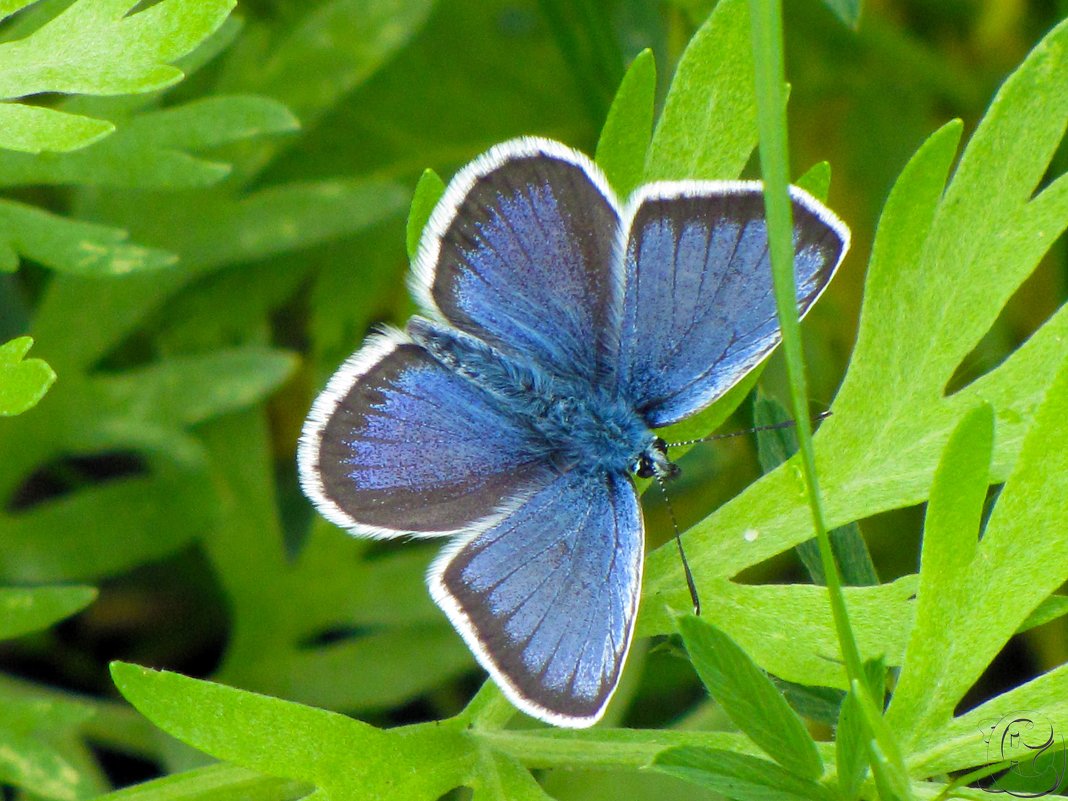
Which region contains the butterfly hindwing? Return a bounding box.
[430,469,643,727]
[299,329,551,538]
[412,138,623,383]
[618,183,849,426]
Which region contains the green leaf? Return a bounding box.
[0,0,236,155]
[0,723,98,801]
[652,747,834,801]
[596,49,656,198]
[892,357,1068,761]
[79,764,311,801]
[0,0,235,97]
[646,0,756,181]
[923,663,1068,776]
[0,599,106,801]
[794,161,830,201]
[93,347,297,428]
[0,585,96,640]
[820,0,861,28]
[678,615,823,780]
[884,405,993,746]
[0,96,299,189]
[0,103,113,153]
[407,168,445,262]
[0,473,210,583]
[753,394,877,587]
[118,178,410,272]
[110,663,477,801]
[642,21,1068,673]
[642,576,915,690]
[201,412,473,712]
[0,199,176,275]
[1017,594,1068,633]
[0,336,55,415]
[834,690,868,801]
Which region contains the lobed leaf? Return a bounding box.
[111,663,478,801]
[0,336,55,415]
[884,405,994,746]
[0,0,236,156]
[202,412,472,712]
[0,0,234,98]
[914,663,1068,776]
[642,20,1068,680]
[640,575,916,689]
[901,356,1068,762]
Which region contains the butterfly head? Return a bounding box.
[632,437,680,481]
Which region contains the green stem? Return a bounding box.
[747,0,866,697]
[478,728,767,769]
[456,680,516,729]
[748,1,916,796]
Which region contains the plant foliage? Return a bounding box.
[0,0,1065,800]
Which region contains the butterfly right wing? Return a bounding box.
[430,469,643,727]
[298,329,551,538]
[618,183,849,427]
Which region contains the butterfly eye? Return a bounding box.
[633,456,655,479]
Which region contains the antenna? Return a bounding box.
[655,409,831,615]
[653,474,700,616]
[668,410,831,448]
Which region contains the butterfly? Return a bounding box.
[298,137,849,727]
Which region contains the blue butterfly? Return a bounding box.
[298,138,849,727]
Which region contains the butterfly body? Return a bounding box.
[410,316,656,477]
[300,137,849,727]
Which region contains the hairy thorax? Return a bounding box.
[409,317,657,476]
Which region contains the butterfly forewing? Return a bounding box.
[413,138,623,383]
[618,183,849,427]
[298,330,551,538]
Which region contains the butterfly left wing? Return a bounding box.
[412,137,622,384]
[617,183,849,427]
[299,329,552,538]
[430,469,642,727]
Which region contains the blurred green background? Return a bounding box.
[0,0,1065,797]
